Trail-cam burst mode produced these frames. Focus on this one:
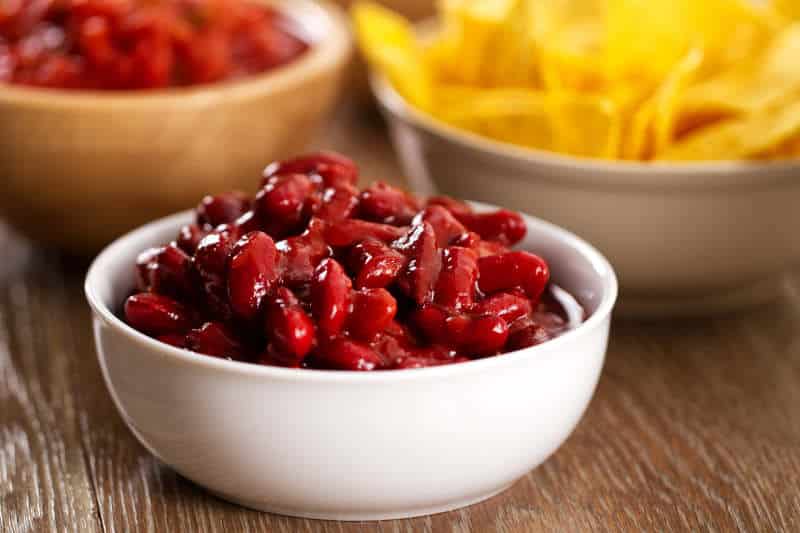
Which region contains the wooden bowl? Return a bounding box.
[0,0,351,253]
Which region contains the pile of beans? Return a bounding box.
[0,0,307,89]
[124,152,575,370]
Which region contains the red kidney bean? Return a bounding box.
[315,337,384,371]
[192,224,241,320]
[359,182,420,225]
[135,247,161,292]
[124,293,196,336]
[276,218,330,285]
[313,183,359,222]
[473,289,533,324]
[310,258,352,338]
[196,191,250,229]
[369,329,415,364]
[265,287,315,362]
[185,322,245,360]
[326,219,408,247]
[193,225,238,286]
[415,344,459,361]
[136,243,194,300]
[233,210,261,234]
[347,288,398,340]
[434,246,478,311]
[445,314,509,356]
[477,251,550,301]
[263,151,358,187]
[348,239,407,289]
[463,315,510,356]
[176,224,206,255]
[453,209,526,246]
[156,333,186,348]
[414,205,467,248]
[452,230,510,258]
[227,231,278,320]
[426,196,473,216]
[394,222,441,305]
[258,344,304,368]
[451,231,480,249]
[473,238,511,258]
[254,173,314,238]
[312,163,360,189]
[410,305,449,345]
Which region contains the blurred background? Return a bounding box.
[2,0,798,315]
[0,0,437,254]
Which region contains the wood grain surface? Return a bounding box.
[2,100,799,533]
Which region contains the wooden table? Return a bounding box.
[2,101,800,533]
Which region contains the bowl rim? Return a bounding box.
[84,206,618,384]
[0,0,350,108]
[369,69,800,191]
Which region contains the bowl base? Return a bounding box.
[617,273,787,318]
[207,483,514,521]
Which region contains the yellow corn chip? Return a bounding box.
[775,0,800,21]
[623,100,655,160]
[436,0,517,85]
[431,86,554,150]
[353,1,432,109]
[480,0,541,88]
[353,0,800,162]
[653,47,705,154]
[659,99,800,160]
[434,87,549,123]
[618,48,703,159]
[770,135,800,158]
[547,93,621,158]
[680,23,800,116]
[539,21,606,93]
[605,0,688,82]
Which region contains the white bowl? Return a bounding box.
[84,205,617,521]
[371,73,800,317]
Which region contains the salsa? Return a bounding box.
[0,0,308,90]
[123,151,584,371]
